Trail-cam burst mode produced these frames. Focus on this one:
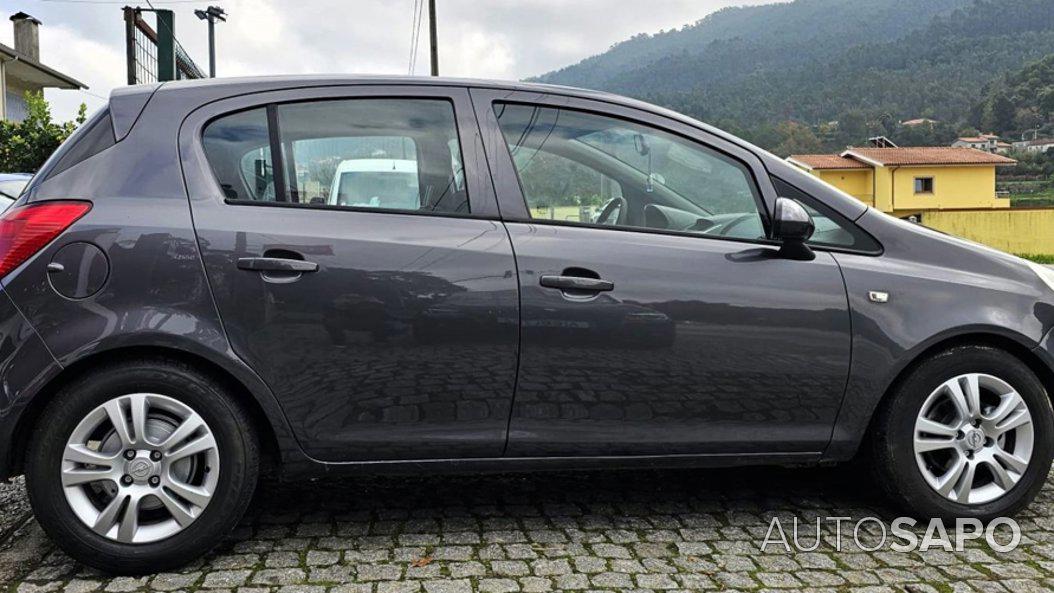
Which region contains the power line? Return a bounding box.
[77,88,108,101]
[408,0,425,75]
[407,0,418,74]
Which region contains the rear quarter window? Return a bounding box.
[201,108,273,201]
[28,107,116,187]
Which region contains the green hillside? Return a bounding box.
[531,0,1054,153]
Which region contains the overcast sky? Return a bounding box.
[1,0,780,121]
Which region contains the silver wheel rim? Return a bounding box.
[913,373,1034,505]
[61,393,220,544]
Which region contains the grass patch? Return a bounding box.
[1010,189,1054,208]
[1016,253,1054,264]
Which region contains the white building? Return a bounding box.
[0,12,86,122]
[952,134,1000,152]
[1011,138,1054,154]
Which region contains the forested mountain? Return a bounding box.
[531,0,1054,153]
[971,54,1054,136]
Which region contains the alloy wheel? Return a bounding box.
[61,393,220,544]
[913,373,1034,505]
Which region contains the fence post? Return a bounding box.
[123,6,137,85]
[156,9,176,82]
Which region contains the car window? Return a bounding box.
[494,103,764,240]
[202,99,469,214]
[771,176,881,252]
[508,145,623,223]
[203,108,273,201]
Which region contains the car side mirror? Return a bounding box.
[772,197,815,260]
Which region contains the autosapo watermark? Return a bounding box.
[760,516,1020,553]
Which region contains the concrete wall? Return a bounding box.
[923,209,1054,255]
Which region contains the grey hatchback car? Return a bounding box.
[3,76,1054,573]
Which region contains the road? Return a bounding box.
[2,466,1053,592]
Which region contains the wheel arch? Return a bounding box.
[9,344,289,477]
[826,328,1049,463]
[882,332,1054,414]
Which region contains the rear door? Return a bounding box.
[180,86,519,461]
[472,89,854,457]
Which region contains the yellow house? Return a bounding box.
[786,147,1054,255]
[787,147,1016,218]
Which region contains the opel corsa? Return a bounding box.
[2,77,1053,573]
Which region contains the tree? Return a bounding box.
[0,92,86,173]
[835,110,869,147]
[772,121,822,156]
[982,92,1016,134]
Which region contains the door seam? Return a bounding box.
[499,221,523,457]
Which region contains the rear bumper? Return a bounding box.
[0,288,61,481]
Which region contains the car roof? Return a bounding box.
[0,173,32,181]
[139,75,755,155]
[137,75,728,139]
[158,74,618,101]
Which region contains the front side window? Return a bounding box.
[202,99,469,214]
[494,103,764,241]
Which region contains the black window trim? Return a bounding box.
[198,93,495,220]
[265,104,288,203]
[490,99,774,246]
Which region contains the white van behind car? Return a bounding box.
[328,158,419,210]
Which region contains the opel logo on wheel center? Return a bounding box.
[129,459,152,479]
[966,429,985,450]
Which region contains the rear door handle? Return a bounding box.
[539,275,614,292]
[237,257,319,273]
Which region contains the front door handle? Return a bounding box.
[237,257,319,273]
[539,275,614,292]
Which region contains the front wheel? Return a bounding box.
[25,359,259,574]
[871,345,1054,520]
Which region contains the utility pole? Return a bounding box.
[194,6,226,78]
[428,0,438,76]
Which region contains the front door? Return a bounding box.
[181,87,519,461]
[474,91,853,457]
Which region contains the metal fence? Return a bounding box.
[123,7,204,85]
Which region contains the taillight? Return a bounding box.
[0,200,92,279]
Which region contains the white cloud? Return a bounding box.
[0,0,783,121]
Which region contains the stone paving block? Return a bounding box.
[0,468,1053,592]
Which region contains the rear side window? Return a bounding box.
[202,108,273,201]
[201,99,469,215]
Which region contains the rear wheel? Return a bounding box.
[26,359,259,574]
[871,345,1054,520]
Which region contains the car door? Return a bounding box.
[472,89,854,458]
[180,86,519,462]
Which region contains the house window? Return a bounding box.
[914,177,934,194]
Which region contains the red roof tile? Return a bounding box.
[787,154,870,170]
[841,147,1016,166]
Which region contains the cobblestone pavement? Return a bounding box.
[2,465,1054,593]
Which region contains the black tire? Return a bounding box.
[25,358,259,575]
[870,345,1054,520]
